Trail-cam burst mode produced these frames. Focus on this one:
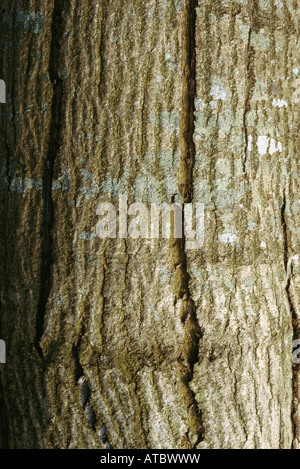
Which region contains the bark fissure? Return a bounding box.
[179,0,197,203]
[72,325,98,431]
[72,341,84,384]
[172,0,204,447]
[34,0,63,359]
[281,190,299,447]
[243,0,259,177]
[97,2,106,101]
[72,333,113,447]
[171,232,204,447]
[242,25,253,176]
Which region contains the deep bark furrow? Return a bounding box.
[172,0,204,447]
[281,190,300,447]
[35,0,63,359]
[242,25,253,177]
[179,0,197,203]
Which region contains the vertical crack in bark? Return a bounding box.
[179,0,197,203]
[97,1,106,101]
[172,0,204,448]
[242,1,258,178]
[281,190,299,447]
[72,325,96,432]
[72,341,84,384]
[171,232,204,447]
[242,25,252,177]
[281,192,289,273]
[72,329,113,447]
[72,343,96,433]
[34,0,63,359]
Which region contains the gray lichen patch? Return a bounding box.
[10,177,42,193]
[16,11,45,34]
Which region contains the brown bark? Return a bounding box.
[0,0,299,449]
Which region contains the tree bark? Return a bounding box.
[0,0,299,449]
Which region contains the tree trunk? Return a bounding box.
[0,0,299,449]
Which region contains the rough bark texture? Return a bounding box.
[0,0,299,449]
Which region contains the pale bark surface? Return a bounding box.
[0,0,299,449]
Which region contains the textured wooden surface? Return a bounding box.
[0,0,299,449]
